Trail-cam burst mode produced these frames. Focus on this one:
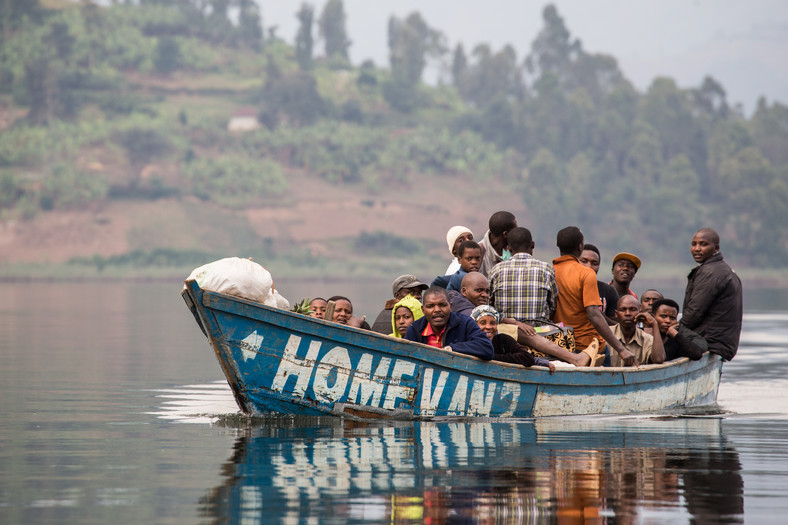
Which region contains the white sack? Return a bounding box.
[186,257,278,306]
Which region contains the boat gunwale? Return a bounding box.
[186,280,719,386]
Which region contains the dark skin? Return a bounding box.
[611,259,637,297]
[422,292,452,333]
[489,220,517,256]
[394,286,424,301]
[562,238,637,366]
[458,247,482,273]
[654,304,680,339]
[691,230,719,263]
[615,295,665,364]
[579,249,617,326]
[451,232,474,258]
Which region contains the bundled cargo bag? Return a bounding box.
[185,257,287,308]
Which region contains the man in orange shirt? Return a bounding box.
[552,226,637,367]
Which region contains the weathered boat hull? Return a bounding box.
[182,280,722,419]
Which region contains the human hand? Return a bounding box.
[666,324,679,338]
[548,362,556,374]
[618,348,639,368]
[517,322,537,337]
[636,311,656,327]
[347,315,366,328]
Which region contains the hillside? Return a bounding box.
[1,1,788,278]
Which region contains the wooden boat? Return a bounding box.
[182,280,723,419]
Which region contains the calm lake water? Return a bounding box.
[1,280,787,524]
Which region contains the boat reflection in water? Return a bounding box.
[200,417,743,523]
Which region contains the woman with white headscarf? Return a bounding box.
[471,305,556,373]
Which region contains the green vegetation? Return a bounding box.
[1,1,787,274]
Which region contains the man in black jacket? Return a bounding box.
[680,228,743,360]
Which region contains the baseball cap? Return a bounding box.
[392,274,428,295]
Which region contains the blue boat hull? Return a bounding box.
[182,281,722,419]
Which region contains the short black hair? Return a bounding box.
[508,227,533,252]
[488,211,517,236]
[457,240,481,258]
[327,295,352,312]
[652,298,680,313]
[582,243,600,258]
[696,227,720,246]
[556,226,583,254]
[309,297,326,304]
[423,286,449,303]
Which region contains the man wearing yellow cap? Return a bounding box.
[610,252,641,300]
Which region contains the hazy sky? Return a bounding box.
[262,0,788,114]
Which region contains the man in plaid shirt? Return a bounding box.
[489,227,557,325]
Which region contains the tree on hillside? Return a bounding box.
[387,12,445,85]
[1,0,41,43]
[318,0,350,63]
[238,0,263,50]
[525,4,581,86]
[295,3,314,70]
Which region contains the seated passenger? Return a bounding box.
[390,295,424,338]
[308,297,327,319]
[610,252,641,299]
[450,271,594,367]
[433,240,482,292]
[652,298,707,361]
[470,305,556,373]
[610,295,665,366]
[326,295,369,329]
[370,275,428,334]
[640,289,664,314]
[404,287,494,360]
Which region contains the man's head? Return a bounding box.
[457,241,482,273]
[640,289,664,313]
[422,287,452,332]
[391,274,428,301]
[614,295,641,329]
[691,228,720,264]
[507,227,534,255]
[611,253,641,288]
[327,295,353,325]
[556,226,584,256]
[579,243,601,275]
[446,226,473,258]
[460,271,490,307]
[652,298,680,336]
[488,211,517,254]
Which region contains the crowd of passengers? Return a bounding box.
[300,211,743,370]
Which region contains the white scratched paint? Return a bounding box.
[240,330,264,361]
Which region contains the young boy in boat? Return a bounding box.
[652,298,707,361]
[404,287,494,360]
[470,305,556,374]
[308,297,327,319]
[610,295,665,366]
[438,240,482,292]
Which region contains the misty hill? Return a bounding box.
[1,1,787,279]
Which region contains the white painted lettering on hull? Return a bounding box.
[312,346,352,403]
[271,335,322,398]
